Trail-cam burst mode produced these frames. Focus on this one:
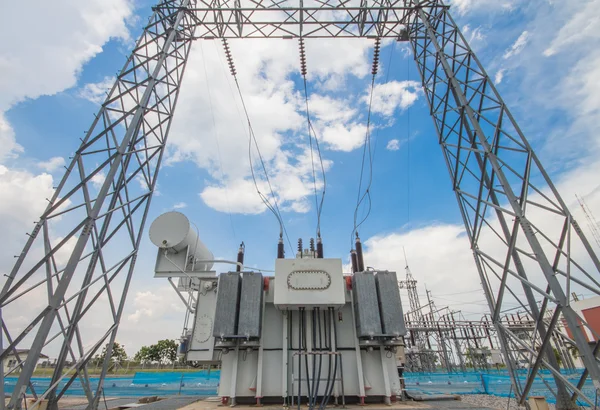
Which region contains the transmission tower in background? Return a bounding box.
[1,0,600,409]
[576,194,600,249]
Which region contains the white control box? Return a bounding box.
[274,258,345,309]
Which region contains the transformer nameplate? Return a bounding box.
[287,270,331,290]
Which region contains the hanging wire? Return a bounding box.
[407,47,411,226]
[351,37,381,245]
[199,42,237,241]
[299,38,327,239]
[221,39,293,251]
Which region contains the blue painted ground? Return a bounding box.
[3,370,220,397]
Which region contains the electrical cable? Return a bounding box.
[298,309,302,410]
[352,37,381,245]
[221,39,293,252]
[302,308,311,406]
[315,308,323,409]
[310,309,317,409]
[299,38,327,239]
[199,43,237,242]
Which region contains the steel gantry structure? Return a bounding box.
[1,0,600,409]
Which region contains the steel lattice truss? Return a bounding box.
[410,2,600,408]
[1,0,599,408]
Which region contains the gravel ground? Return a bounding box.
[459,394,555,410]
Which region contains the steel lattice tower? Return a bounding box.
[1,0,600,409]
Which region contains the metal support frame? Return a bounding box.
[410,1,600,408]
[1,0,600,408]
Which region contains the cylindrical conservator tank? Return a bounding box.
[149,211,214,271]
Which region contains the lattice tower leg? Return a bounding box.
[410,2,600,408]
[0,1,196,409]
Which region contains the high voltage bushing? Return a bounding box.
[222,38,237,77]
[299,37,307,77]
[371,37,381,76]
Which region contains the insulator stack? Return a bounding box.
[350,249,358,273]
[277,237,285,259]
[297,238,303,256]
[309,238,315,253]
[355,234,365,272]
[371,37,381,76]
[316,237,323,259]
[236,242,245,272]
[222,39,237,77]
[299,38,307,77]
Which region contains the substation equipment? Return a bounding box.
[149,211,406,405]
[3,0,600,409]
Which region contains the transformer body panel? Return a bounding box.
[213,272,241,338]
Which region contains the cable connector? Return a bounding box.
[371,37,381,76]
[222,38,237,77]
[299,38,307,77]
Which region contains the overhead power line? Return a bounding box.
[298,38,327,239]
[221,38,293,252]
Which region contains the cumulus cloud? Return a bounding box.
[0,113,23,162]
[78,76,116,105]
[0,0,132,112]
[173,202,187,209]
[127,288,185,323]
[38,156,66,172]
[503,31,529,59]
[366,80,420,117]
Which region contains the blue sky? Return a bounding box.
[1,0,599,356]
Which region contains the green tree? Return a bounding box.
[153,339,178,364]
[134,346,153,364]
[134,340,178,365]
[94,342,127,369]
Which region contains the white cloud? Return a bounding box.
[321,123,368,152]
[91,171,106,189]
[164,38,372,214]
[503,31,529,59]
[543,0,600,57]
[38,156,66,172]
[448,0,520,15]
[366,80,420,117]
[494,68,506,84]
[0,165,54,227]
[173,202,187,209]
[0,113,23,162]
[78,76,116,105]
[201,179,268,215]
[361,157,600,319]
[386,139,401,151]
[0,0,132,112]
[127,288,185,324]
[462,24,486,45]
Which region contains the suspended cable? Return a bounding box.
[352,37,381,245]
[221,39,293,251]
[200,43,237,242]
[298,38,327,239]
[407,49,411,226]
